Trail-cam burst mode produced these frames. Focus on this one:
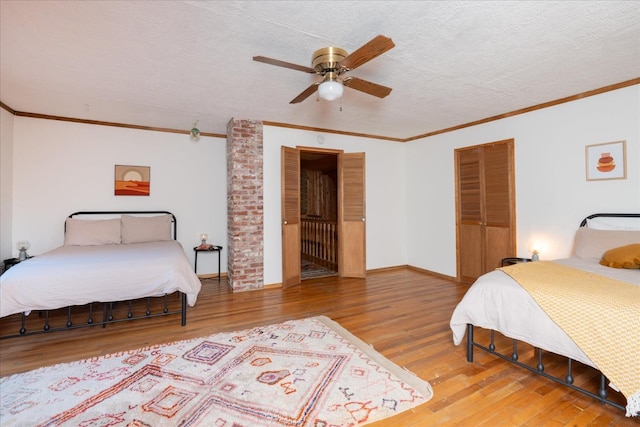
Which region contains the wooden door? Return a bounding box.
[456,147,483,284]
[456,139,515,284]
[339,152,366,278]
[281,146,300,288]
[482,142,515,272]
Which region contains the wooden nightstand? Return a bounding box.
[501,257,532,267]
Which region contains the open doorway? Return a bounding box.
[300,151,338,280]
[281,146,366,287]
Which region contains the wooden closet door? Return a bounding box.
[482,142,515,272]
[456,147,483,284]
[456,139,515,284]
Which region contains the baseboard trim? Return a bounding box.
[260,265,458,289]
[197,273,228,280]
[405,265,457,282]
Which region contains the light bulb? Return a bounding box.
[200,233,208,245]
[318,80,343,101]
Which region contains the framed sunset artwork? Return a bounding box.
[114,165,150,196]
[585,140,626,181]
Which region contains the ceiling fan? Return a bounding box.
[253,35,395,104]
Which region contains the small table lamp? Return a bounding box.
[531,250,540,262]
[17,241,30,261]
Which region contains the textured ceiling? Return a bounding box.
[1,1,639,140]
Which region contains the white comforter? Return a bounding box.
[449,257,639,367]
[0,241,202,318]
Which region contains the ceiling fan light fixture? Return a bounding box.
[318,80,343,101]
[254,35,394,104]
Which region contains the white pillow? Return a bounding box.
[64,218,121,246]
[586,217,640,231]
[573,227,640,259]
[121,214,172,244]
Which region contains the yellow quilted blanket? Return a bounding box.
[500,261,640,416]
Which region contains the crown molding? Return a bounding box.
[403,77,640,142]
[2,77,637,142]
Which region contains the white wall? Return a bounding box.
[4,116,407,284]
[7,117,228,274]
[4,84,638,285]
[0,108,14,263]
[263,127,407,285]
[406,85,640,277]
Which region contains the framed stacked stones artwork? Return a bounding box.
[114,165,151,196]
[585,140,626,181]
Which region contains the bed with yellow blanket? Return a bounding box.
[450,213,640,416]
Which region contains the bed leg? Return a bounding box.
[599,374,608,399]
[536,348,544,372]
[566,359,574,384]
[181,293,187,326]
[466,324,474,362]
[20,313,27,335]
[102,303,108,328]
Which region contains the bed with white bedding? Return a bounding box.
[450,213,640,416]
[0,211,202,338]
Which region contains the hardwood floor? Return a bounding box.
[0,268,634,426]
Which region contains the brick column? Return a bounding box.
[226,119,264,291]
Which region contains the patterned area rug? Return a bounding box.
[1,316,433,426]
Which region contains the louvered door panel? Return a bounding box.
[483,141,514,272]
[282,147,300,226]
[281,146,300,288]
[457,148,482,222]
[342,154,366,222]
[484,143,512,226]
[456,147,482,283]
[339,152,366,278]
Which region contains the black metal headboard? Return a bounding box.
[67,211,178,240]
[579,213,640,227]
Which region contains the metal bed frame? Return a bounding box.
[466,213,639,412]
[0,211,188,339]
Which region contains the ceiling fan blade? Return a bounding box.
[290,83,320,104]
[342,77,392,98]
[253,56,316,73]
[338,35,395,71]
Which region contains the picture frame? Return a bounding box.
[585,140,626,181]
[114,165,150,196]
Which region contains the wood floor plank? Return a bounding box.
[0,268,633,425]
